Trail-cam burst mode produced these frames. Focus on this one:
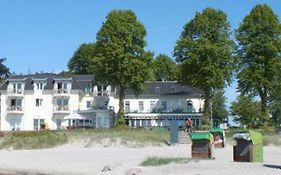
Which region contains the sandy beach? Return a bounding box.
[0,141,280,175]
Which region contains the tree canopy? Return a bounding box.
[151,54,178,81]
[92,10,152,116]
[68,43,96,74]
[212,90,228,126]
[174,8,235,127]
[231,95,262,128]
[0,58,10,79]
[235,4,281,125]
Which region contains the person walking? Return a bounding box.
[185,117,194,133]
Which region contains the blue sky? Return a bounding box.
[0,0,281,107]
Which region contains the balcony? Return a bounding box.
[6,89,24,97]
[94,91,110,98]
[54,89,71,96]
[54,105,70,113]
[7,106,23,114]
[125,108,198,114]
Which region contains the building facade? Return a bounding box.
[0,73,204,131]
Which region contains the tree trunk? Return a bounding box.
[118,85,125,117]
[260,90,269,126]
[202,88,211,127]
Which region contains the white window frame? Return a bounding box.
[138,101,144,112]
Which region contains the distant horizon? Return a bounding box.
[1,0,280,107]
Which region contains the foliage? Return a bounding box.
[151,54,178,81]
[269,96,281,128]
[68,43,96,74]
[115,115,128,129]
[212,89,228,125]
[174,8,235,126]
[141,156,193,166]
[0,129,168,150]
[0,57,10,79]
[67,128,168,146]
[235,4,281,125]
[0,131,67,150]
[230,95,263,128]
[92,10,153,116]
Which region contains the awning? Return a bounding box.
[64,113,88,120]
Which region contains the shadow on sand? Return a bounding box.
[263,164,281,170]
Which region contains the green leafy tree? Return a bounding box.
[92,10,152,119]
[68,43,96,74]
[231,95,262,128]
[174,8,235,127]
[0,58,10,79]
[212,90,228,126]
[151,54,178,81]
[235,4,281,126]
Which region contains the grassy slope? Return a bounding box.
[0,128,168,150]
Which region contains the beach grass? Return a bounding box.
[225,130,281,146]
[0,131,67,150]
[140,156,194,166]
[0,128,168,150]
[67,128,168,143]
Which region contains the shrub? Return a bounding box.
[141,156,193,166]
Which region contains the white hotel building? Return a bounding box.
[0,73,204,131]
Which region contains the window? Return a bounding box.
[33,119,45,130]
[10,98,22,111]
[125,101,130,113]
[63,82,68,89]
[9,118,21,131]
[85,85,92,94]
[35,99,43,107]
[56,119,62,130]
[138,101,144,112]
[12,82,22,94]
[36,82,44,90]
[161,101,167,111]
[150,101,156,112]
[97,85,107,96]
[57,82,69,93]
[56,98,69,110]
[86,101,92,108]
[187,100,193,112]
[57,83,62,90]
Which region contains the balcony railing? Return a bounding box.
[54,89,71,94]
[7,106,23,112]
[125,108,198,114]
[93,105,108,110]
[7,89,23,95]
[94,91,110,97]
[54,105,69,112]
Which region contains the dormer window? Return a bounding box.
[85,84,92,94]
[35,82,44,90]
[58,82,68,90]
[97,85,108,96]
[56,81,70,94]
[10,82,23,94]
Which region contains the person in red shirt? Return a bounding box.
[185,117,194,133]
